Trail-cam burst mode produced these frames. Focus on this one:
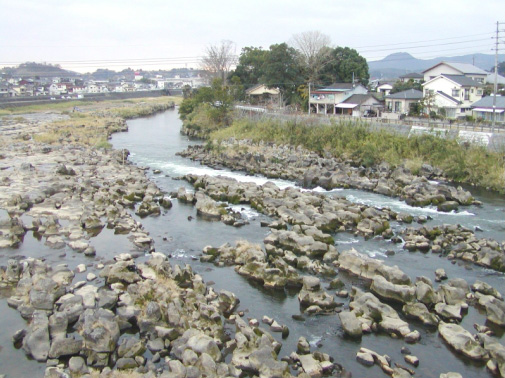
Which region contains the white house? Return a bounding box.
[423,62,488,83]
[49,83,67,96]
[376,82,394,96]
[385,89,423,115]
[309,83,368,114]
[399,72,423,83]
[471,95,505,123]
[422,74,483,118]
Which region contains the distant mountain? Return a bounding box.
[368,52,505,79]
[2,62,79,78]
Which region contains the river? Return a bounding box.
[109,109,505,378]
[0,108,504,377]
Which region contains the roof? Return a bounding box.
[400,72,423,79]
[245,84,280,96]
[386,89,423,100]
[323,83,355,90]
[422,61,488,75]
[436,91,462,105]
[471,95,505,109]
[342,94,384,105]
[485,73,505,85]
[442,74,482,87]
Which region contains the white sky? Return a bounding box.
[0,0,502,73]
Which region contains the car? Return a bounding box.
[363,110,377,117]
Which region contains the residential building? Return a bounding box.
[422,62,488,83]
[471,95,505,123]
[309,83,368,114]
[245,84,281,106]
[376,81,395,96]
[385,89,423,114]
[399,72,423,83]
[422,74,483,117]
[338,94,384,117]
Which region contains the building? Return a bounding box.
[376,81,395,96]
[422,62,488,83]
[338,94,384,117]
[309,83,368,114]
[399,72,423,83]
[471,95,505,123]
[385,89,423,114]
[245,84,281,106]
[422,74,483,118]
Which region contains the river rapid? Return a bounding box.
[0,108,503,377]
[107,109,505,378]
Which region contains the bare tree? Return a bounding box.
[290,31,332,83]
[201,40,237,85]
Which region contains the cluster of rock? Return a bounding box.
[336,249,505,376]
[178,139,476,211]
[182,174,400,239]
[173,187,246,227]
[356,346,418,377]
[3,252,324,377]
[0,143,173,252]
[401,224,505,272]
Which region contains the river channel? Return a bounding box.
[109,109,505,378]
[1,108,504,377]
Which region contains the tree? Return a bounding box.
[290,31,332,84]
[229,46,268,88]
[201,40,237,84]
[261,43,302,104]
[496,61,505,76]
[317,47,369,85]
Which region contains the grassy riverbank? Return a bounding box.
[209,116,505,192]
[2,97,180,148]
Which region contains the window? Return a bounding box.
[394,101,402,112]
[452,89,460,97]
[477,89,483,95]
[386,101,392,111]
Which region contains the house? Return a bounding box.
[422,62,487,83]
[399,72,423,83]
[0,84,9,98]
[422,74,483,117]
[49,83,67,96]
[471,95,505,123]
[245,84,281,106]
[385,89,423,114]
[376,81,395,96]
[338,94,384,117]
[309,83,368,114]
[485,73,505,85]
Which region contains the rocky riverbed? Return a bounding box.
[0,107,504,378]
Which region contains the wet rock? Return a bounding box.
[402,302,439,327]
[371,275,416,304]
[22,310,50,362]
[339,311,362,338]
[297,336,311,355]
[79,308,120,353]
[435,268,448,282]
[476,294,505,327]
[438,322,488,360]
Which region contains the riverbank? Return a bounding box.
[0,99,333,378]
[1,105,504,378]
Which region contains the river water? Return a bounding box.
[0,109,504,377]
[108,109,505,378]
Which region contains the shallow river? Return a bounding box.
[1,108,504,377]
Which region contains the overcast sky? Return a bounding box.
[0,0,502,73]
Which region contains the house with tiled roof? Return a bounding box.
[471,95,505,123]
[422,62,488,83]
[309,83,367,114]
[385,89,423,114]
[399,72,423,83]
[422,74,483,118]
[339,94,384,117]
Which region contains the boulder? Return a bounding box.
[438,322,488,360]
[371,275,416,304]
[339,311,362,338]
[22,310,50,362]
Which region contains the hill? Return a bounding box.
[368,52,505,79]
[2,62,79,78]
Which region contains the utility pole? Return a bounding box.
[308,82,311,115]
[492,21,499,131]
[492,21,505,131]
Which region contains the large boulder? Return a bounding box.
[79,308,120,353]
[22,310,50,362]
[339,311,362,338]
[477,294,505,327]
[438,322,488,361]
[371,275,416,304]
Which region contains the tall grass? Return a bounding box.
[211,117,505,192]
